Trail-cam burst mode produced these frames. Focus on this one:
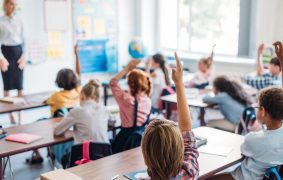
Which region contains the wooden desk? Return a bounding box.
[0,91,53,114]
[0,119,73,180]
[67,127,244,180]
[161,92,208,126]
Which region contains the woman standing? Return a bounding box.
[0,0,25,124]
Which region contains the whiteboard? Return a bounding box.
[44,0,68,31]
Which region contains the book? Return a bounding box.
[40,169,82,180]
[0,97,25,104]
[5,133,42,144]
[124,169,149,180]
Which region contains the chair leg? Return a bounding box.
[7,156,14,180]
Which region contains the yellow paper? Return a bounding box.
[48,32,61,45]
[77,16,92,39]
[94,18,106,36]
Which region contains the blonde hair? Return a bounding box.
[81,79,100,99]
[141,119,184,180]
[199,57,213,69]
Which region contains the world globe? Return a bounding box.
[128,38,147,59]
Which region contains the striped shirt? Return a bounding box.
[245,73,281,90]
[176,131,199,180]
[109,78,152,128]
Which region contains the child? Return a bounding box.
[141,52,199,180]
[208,41,283,180]
[188,45,215,89]
[203,76,252,131]
[46,68,81,117]
[54,79,110,144]
[245,43,281,90]
[146,53,170,110]
[110,60,152,153]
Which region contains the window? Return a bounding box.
[159,0,240,56]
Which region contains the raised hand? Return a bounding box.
[172,52,183,84]
[126,59,140,71]
[74,44,78,56]
[273,41,283,61]
[258,43,265,55]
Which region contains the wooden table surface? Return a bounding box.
[67,127,244,180]
[0,91,53,114]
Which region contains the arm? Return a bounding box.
[273,41,283,86]
[173,52,191,131]
[54,112,76,136]
[0,28,9,72]
[256,44,265,76]
[17,20,25,70]
[202,94,222,105]
[74,44,81,77]
[112,59,140,81]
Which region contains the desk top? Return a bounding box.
[0,91,53,114]
[0,119,72,158]
[67,127,244,180]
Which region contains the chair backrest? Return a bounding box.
[158,85,176,111]
[69,142,112,168]
[237,107,257,135]
[263,166,283,180]
[53,108,73,118]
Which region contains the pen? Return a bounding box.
[111,174,119,180]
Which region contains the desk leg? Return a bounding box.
[165,102,172,119]
[0,157,3,180]
[200,107,206,126]
[104,86,108,106]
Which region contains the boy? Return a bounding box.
[245,43,281,90]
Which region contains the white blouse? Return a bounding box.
[0,14,25,60]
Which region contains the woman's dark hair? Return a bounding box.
[55,68,80,90]
[152,53,170,86]
[213,76,252,106]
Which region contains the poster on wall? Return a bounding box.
[73,0,118,74]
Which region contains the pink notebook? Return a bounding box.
[5,133,42,144]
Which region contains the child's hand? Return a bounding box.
[258,43,265,55]
[273,41,283,62]
[74,44,78,56]
[172,52,183,84]
[126,59,140,71]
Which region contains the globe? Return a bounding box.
[128,39,147,59]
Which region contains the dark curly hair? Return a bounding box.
[55,68,80,90]
[270,57,281,71]
[213,76,252,106]
[128,69,151,96]
[152,53,170,86]
[259,87,283,121]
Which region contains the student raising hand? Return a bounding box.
[173,52,192,131]
[126,59,140,71]
[274,41,283,62]
[256,43,265,76]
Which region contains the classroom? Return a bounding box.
[0,0,282,179]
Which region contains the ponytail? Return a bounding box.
[81,79,100,99]
[152,53,170,86]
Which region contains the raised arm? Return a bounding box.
[173,52,192,131]
[74,44,81,77]
[256,43,265,76]
[113,59,140,81]
[273,41,283,87]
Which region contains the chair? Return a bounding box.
[68,142,112,168]
[263,166,283,180]
[236,107,257,135]
[53,107,73,118]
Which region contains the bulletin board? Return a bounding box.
[73,0,118,74]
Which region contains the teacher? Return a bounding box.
[0,0,25,124]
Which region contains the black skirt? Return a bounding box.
[1,45,24,91]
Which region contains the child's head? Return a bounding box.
[269,57,281,76]
[256,87,283,124]
[198,57,213,73]
[141,119,184,179]
[213,76,252,106]
[81,79,100,102]
[152,53,170,86]
[127,69,151,96]
[55,68,80,90]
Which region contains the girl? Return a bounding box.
[146,53,170,110]
[203,76,252,131]
[141,52,199,180]
[46,68,81,117]
[110,60,152,153]
[188,45,215,89]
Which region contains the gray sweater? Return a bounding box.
[203,92,246,124]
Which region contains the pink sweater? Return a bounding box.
[110,78,152,128]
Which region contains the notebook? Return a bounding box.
[40,169,82,180]
[0,97,25,104]
[5,133,42,144]
[198,145,233,157]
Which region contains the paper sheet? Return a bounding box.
[198,145,233,157]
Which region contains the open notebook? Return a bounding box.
[40,169,82,180]
[5,133,42,144]
[0,97,25,104]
